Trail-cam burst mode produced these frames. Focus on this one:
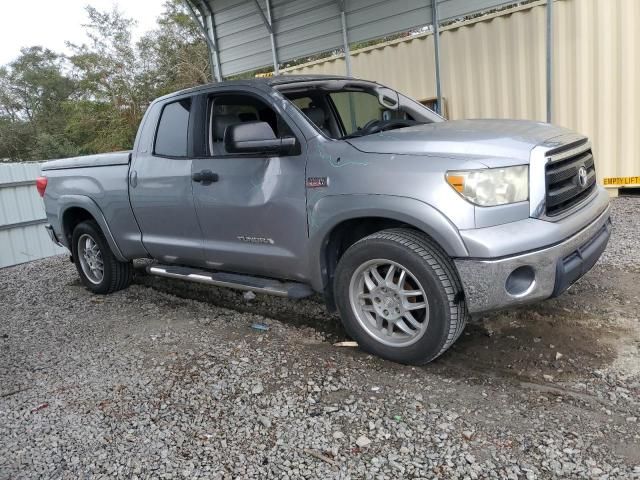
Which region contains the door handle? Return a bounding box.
[129,170,138,188]
[192,170,219,185]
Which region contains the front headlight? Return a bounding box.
[446,165,529,207]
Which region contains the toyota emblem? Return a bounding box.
[577,166,588,188]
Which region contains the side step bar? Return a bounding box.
[147,264,314,299]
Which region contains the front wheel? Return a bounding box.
[334,229,467,365]
[72,220,133,294]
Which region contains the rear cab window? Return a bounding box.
[154,98,192,157]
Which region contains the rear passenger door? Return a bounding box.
[129,95,205,266]
[190,89,309,281]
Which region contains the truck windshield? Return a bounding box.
[282,84,441,140]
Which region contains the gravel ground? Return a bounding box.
[1,197,639,479]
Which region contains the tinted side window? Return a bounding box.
[155,98,191,157]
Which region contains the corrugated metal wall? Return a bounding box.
[282,0,640,184]
[553,0,640,184]
[0,163,66,269]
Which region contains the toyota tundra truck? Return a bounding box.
[38,75,611,365]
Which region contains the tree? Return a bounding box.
[0,1,212,161]
[139,0,211,94]
[67,6,150,151]
[0,47,77,160]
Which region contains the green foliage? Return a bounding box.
[140,0,211,94]
[0,0,209,161]
[0,46,79,160]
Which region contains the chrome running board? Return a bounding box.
[147,264,313,299]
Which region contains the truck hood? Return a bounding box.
[346,119,577,166]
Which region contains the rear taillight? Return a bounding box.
[36,176,48,197]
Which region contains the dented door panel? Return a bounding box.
[191,155,308,281]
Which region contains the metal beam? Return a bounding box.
[266,0,279,74]
[337,0,353,77]
[0,218,47,232]
[0,179,36,188]
[253,0,279,74]
[252,0,272,33]
[432,0,443,116]
[199,0,223,82]
[183,0,219,81]
[546,0,553,123]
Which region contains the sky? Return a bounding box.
[0,0,165,65]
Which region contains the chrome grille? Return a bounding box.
[545,147,596,217]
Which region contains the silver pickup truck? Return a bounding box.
[39,75,611,365]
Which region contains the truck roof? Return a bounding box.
[154,75,360,103]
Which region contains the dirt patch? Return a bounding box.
[436,310,616,383]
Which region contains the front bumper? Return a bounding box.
[454,206,611,314]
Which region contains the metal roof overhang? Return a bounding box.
[185,0,555,120]
[185,0,518,78]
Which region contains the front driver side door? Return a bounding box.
[190,90,309,281]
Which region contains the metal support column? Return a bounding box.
[432,0,443,116]
[254,0,279,74]
[200,1,223,82]
[184,0,221,81]
[337,0,353,77]
[265,0,279,74]
[546,0,553,123]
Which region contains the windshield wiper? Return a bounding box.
[341,120,420,140]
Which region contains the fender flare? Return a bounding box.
[57,195,127,262]
[307,194,468,291]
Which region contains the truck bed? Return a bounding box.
[40,150,147,260]
[42,151,131,171]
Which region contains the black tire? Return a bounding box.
[71,220,133,294]
[333,228,467,365]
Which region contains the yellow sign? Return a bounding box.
[603,176,640,186]
[255,72,274,78]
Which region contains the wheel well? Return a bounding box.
[62,207,95,244]
[322,217,415,310]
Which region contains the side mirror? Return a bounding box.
[224,121,297,155]
[376,87,399,110]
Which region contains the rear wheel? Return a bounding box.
[72,220,132,294]
[334,228,467,365]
